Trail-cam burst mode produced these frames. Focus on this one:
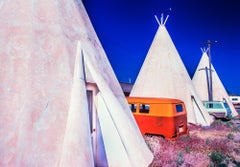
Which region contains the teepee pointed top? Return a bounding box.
[200,47,208,54]
[154,13,169,26]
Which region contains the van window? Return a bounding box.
[205,102,223,109]
[176,104,183,112]
[140,104,150,113]
[129,103,137,113]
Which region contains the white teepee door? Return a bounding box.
[87,90,93,134]
[87,89,108,166]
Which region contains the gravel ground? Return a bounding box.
[145,116,240,167]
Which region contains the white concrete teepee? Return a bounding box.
[192,51,238,117]
[130,22,213,126]
[0,1,153,166]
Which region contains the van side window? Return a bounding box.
[176,104,183,112]
[205,103,223,109]
[129,103,137,112]
[213,103,224,109]
[140,104,150,113]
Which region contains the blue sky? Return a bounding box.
[83,0,240,95]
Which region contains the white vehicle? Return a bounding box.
[203,101,232,119]
[229,95,240,110]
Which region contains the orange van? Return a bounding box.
[127,97,189,140]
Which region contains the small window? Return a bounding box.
[140,104,150,113]
[129,103,137,113]
[232,98,238,101]
[176,104,183,112]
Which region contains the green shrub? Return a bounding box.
[206,138,210,145]
[176,151,184,166]
[185,145,190,153]
[227,133,234,140]
[209,150,225,165]
[232,125,240,132]
[225,121,234,128]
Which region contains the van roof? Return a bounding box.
[126,96,184,104]
[202,101,225,103]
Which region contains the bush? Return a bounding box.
[208,139,230,154]
[209,150,225,165]
[227,133,234,140]
[176,151,184,166]
[232,125,240,132]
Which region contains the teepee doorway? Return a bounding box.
[87,84,108,166]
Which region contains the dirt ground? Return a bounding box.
[145,116,240,167]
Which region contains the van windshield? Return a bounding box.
[223,102,232,117]
[176,104,183,112]
[223,102,230,109]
